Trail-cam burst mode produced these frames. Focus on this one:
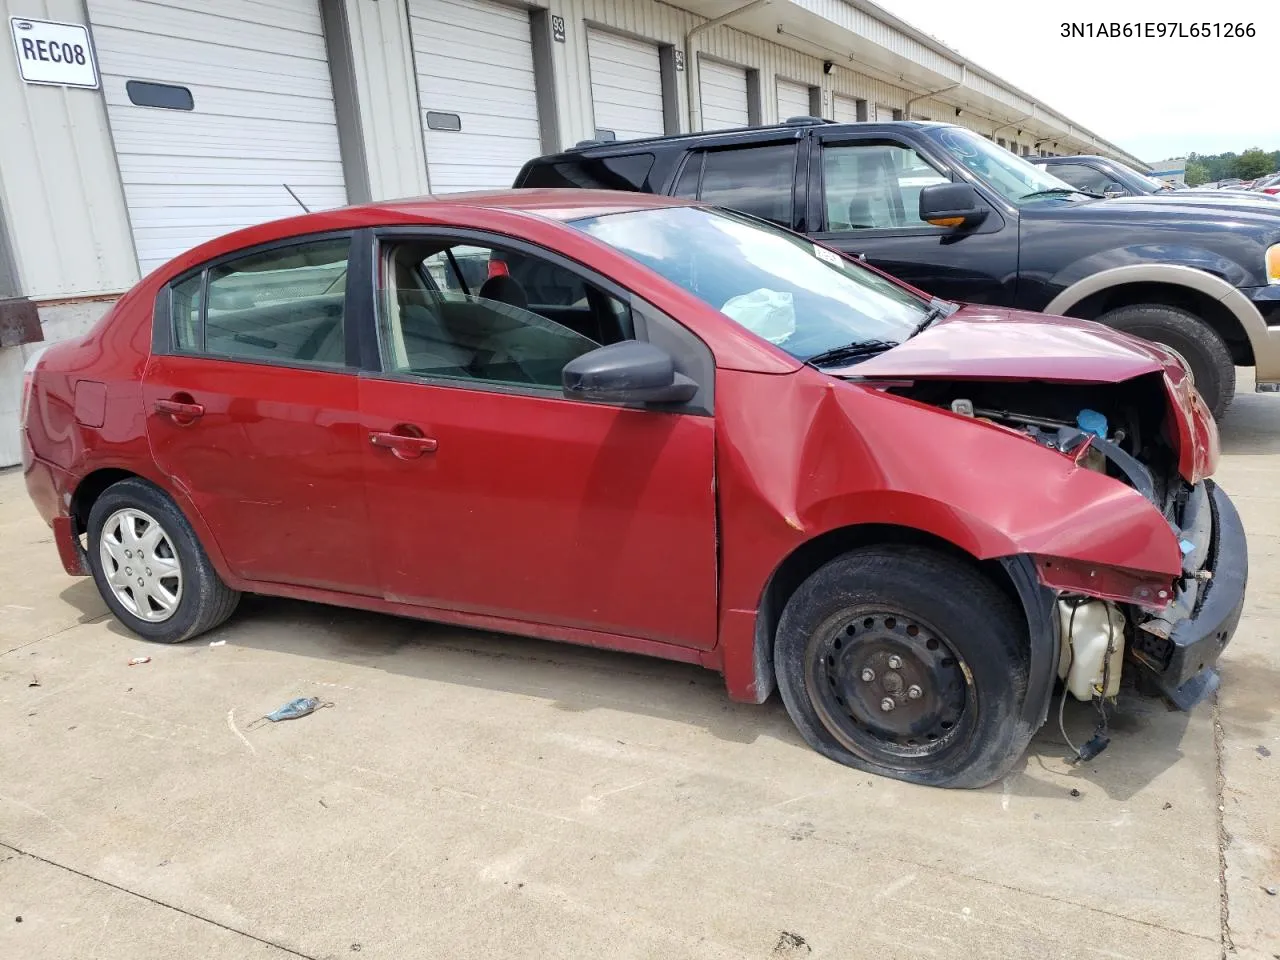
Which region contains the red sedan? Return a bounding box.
[21,191,1246,787]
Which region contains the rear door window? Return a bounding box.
[169,237,350,368]
[673,144,798,226]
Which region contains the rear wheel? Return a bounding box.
[1097,303,1235,419]
[774,547,1032,788]
[86,478,239,643]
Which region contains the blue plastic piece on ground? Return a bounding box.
[265,697,324,722]
[1180,539,1196,555]
[1077,408,1108,438]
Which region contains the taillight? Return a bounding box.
[1265,187,1280,195]
[20,347,47,425]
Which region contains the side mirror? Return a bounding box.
[919,183,988,228]
[1103,182,1126,198]
[562,341,698,405]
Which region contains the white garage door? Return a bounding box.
[832,94,859,123]
[88,0,347,274]
[587,29,664,142]
[409,0,542,193]
[873,103,895,122]
[776,79,811,121]
[699,59,749,130]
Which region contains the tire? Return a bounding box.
[773,547,1033,789]
[86,478,240,643]
[1097,303,1235,420]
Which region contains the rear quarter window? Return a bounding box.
[518,154,656,191]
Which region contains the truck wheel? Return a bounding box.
[773,547,1033,789]
[1097,303,1235,419]
[86,478,240,643]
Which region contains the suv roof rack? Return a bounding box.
[781,116,833,126]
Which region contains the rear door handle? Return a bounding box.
[370,430,438,459]
[154,398,204,421]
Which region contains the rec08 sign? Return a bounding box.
[10,17,99,89]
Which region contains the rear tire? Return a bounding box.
[1097,303,1235,419]
[773,547,1033,788]
[86,478,240,643]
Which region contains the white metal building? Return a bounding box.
[0,0,1143,466]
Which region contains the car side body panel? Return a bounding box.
[22,193,1197,706]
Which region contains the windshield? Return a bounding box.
[571,205,930,361]
[922,126,1089,204]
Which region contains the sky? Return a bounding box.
[873,0,1278,162]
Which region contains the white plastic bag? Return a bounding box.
[720,289,795,345]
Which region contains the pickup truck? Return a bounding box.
[517,120,1280,418]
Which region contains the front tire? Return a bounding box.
[773,547,1032,788]
[87,478,240,643]
[1097,303,1235,420]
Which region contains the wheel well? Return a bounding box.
[1063,281,1253,366]
[752,524,1022,701]
[71,468,140,537]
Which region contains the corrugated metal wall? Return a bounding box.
[341,0,430,200]
[0,0,138,299]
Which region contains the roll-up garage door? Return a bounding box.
[776,79,812,121]
[832,94,859,123]
[587,29,664,142]
[88,0,347,274]
[409,0,542,193]
[873,103,895,122]
[699,59,749,130]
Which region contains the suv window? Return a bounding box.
[1044,162,1113,194]
[674,144,797,226]
[170,237,350,368]
[379,239,633,389]
[822,142,950,230]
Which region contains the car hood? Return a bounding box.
[842,305,1174,383]
[1019,193,1280,231]
[835,305,1217,483]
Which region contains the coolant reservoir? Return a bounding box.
[1056,599,1126,701]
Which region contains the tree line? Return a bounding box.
[1181,149,1279,186]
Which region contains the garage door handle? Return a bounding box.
[154,398,204,421]
[370,431,438,458]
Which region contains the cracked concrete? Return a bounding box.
[1,382,1277,959]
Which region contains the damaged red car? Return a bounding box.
[21,192,1247,788]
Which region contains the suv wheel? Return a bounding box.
[773,547,1033,789]
[1097,303,1235,419]
[87,478,240,643]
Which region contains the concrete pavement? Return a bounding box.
[1,385,1277,960]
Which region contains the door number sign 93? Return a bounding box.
[10,17,99,89]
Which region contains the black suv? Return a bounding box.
[516,120,1280,417]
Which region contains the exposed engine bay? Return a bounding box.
[886,373,1236,761]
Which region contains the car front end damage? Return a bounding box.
[867,357,1248,749]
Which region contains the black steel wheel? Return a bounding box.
[806,607,974,762]
[774,547,1034,788]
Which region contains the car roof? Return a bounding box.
[149,189,693,284]
[538,119,953,160]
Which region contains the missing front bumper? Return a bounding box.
[1130,481,1247,708]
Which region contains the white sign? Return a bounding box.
[10,17,99,89]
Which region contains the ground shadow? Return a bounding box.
[57,579,109,623]
[210,594,805,750]
[188,593,1218,789]
[1004,685,1198,802]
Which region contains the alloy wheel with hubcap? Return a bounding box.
[98,507,183,622]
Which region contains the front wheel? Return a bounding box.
[773,547,1032,788]
[86,478,240,643]
[1097,303,1235,420]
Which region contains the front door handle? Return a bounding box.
[154,397,204,423]
[370,429,438,459]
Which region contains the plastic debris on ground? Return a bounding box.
[128,657,151,666]
[247,696,333,730]
[209,639,226,647]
